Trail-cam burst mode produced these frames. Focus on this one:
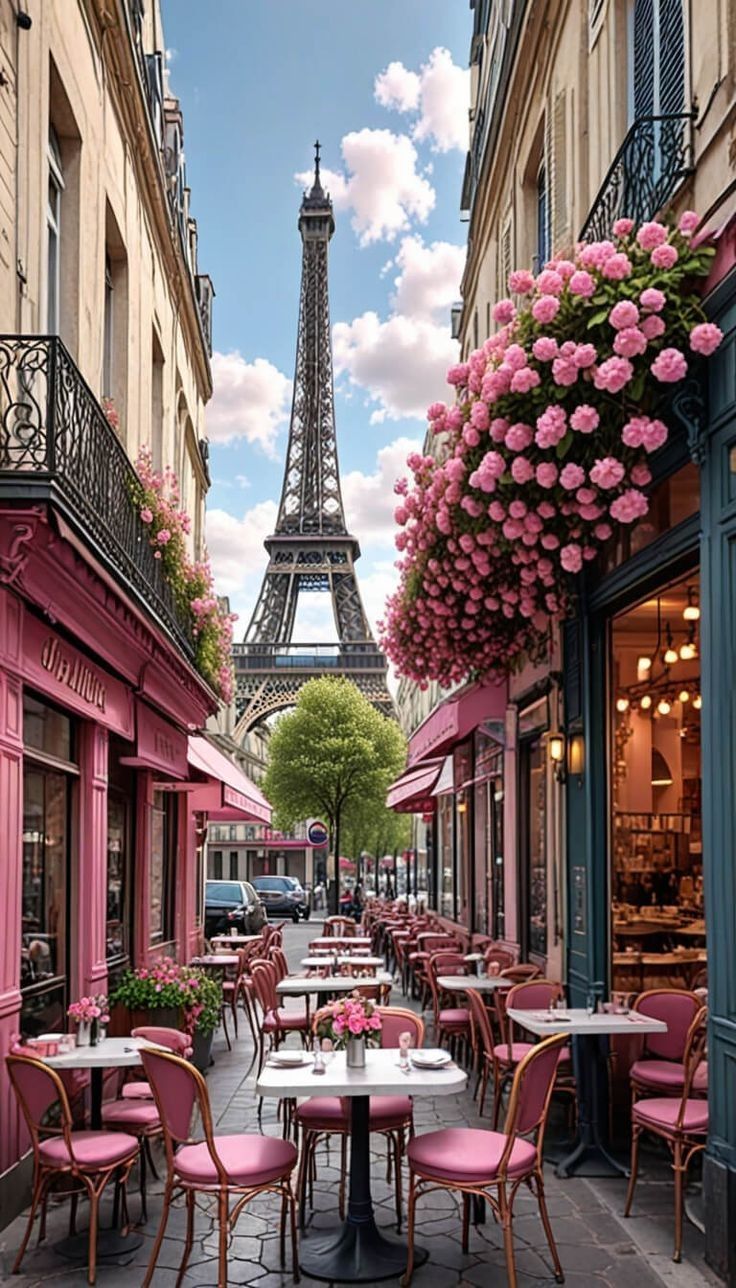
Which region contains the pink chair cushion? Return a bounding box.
[493,1042,534,1066]
[174,1133,297,1187]
[121,1080,153,1100]
[295,1098,348,1127]
[40,1131,139,1170]
[633,1098,708,1134]
[408,1127,537,1183]
[101,1100,160,1129]
[369,1095,412,1130]
[263,1008,308,1032]
[631,1059,708,1093]
[438,1008,469,1027]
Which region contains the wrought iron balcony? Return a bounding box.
[0,335,194,658]
[233,642,388,673]
[580,113,695,244]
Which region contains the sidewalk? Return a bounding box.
[0,920,717,1286]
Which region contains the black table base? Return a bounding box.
[55,1229,143,1261]
[300,1096,427,1283]
[555,1033,629,1179]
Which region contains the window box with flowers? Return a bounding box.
[110,959,222,1070]
[128,447,236,703]
[381,212,722,687]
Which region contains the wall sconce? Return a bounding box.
[548,733,566,783]
[683,586,700,621]
[568,733,585,782]
[456,793,468,815]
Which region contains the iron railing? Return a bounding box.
[233,642,388,672]
[0,335,195,658]
[580,112,695,243]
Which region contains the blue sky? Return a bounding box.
[161,1,469,641]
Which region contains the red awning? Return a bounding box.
[386,758,443,813]
[186,736,272,825]
[407,681,507,766]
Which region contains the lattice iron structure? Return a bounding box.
[234,146,392,733]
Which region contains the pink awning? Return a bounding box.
[186,736,272,824]
[386,758,443,813]
[407,681,507,766]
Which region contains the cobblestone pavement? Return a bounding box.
[0,921,717,1287]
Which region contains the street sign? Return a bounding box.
[307,819,328,846]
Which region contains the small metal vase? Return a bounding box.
[76,1021,91,1048]
[346,1036,366,1068]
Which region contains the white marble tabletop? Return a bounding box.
[190,953,240,966]
[256,1046,467,1098]
[309,937,372,949]
[210,934,263,946]
[44,1036,161,1071]
[506,1007,668,1037]
[276,971,393,996]
[438,974,512,993]
[301,955,384,970]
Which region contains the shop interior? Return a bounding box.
[610,575,705,993]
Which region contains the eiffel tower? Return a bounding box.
[233,144,392,734]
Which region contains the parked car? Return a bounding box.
[204,880,266,939]
[252,875,311,922]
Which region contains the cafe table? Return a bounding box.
[210,933,263,947]
[257,1046,466,1281]
[43,1036,162,1261]
[309,936,372,951]
[300,955,384,971]
[276,971,393,998]
[438,973,512,993]
[190,952,240,968]
[507,1006,667,1179]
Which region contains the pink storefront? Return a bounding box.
[0,482,267,1211]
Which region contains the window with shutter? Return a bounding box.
[630,0,685,121]
[498,216,512,299]
[552,89,569,249]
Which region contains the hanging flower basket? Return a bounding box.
[381,212,722,688]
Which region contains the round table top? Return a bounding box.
[256,1046,467,1098]
[276,971,393,996]
[191,953,240,967]
[438,974,512,992]
[44,1036,160,1071]
[309,937,372,948]
[210,934,262,946]
[301,955,384,970]
[507,1007,667,1038]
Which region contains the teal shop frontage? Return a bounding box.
[561,246,736,1280]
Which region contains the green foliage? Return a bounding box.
[341,797,411,862]
[263,678,406,838]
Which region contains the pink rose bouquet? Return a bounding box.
[315,993,383,1049]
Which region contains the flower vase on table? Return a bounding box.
[76,1021,91,1048]
[315,992,382,1068]
[68,994,109,1048]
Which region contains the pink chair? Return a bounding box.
[140,1047,299,1286]
[122,1026,192,1099]
[625,1007,708,1262]
[7,1055,139,1285]
[295,1006,425,1231]
[251,960,310,1075]
[629,989,702,1099]
[426,953,472,1059]
[403,1033,568,1288]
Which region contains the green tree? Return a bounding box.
[341,798,411,886]
[263,678,406,913]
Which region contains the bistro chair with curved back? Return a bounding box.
[489,979,564,1129]
[295,1006,425,1232]
[121,1026,192,1100]
[140,1047,298,1287]
[625,1006,708,1263]
[269,946,290,982]
[402,1033,568,1288]
[501,980,576,1126]
[323,915,356,938]
[484,945,517,974]
[251,960,310,1079]
[628,989,703,1100]
[426,952,472,1061]
[6,1054,139,1286]
[410,934,460,1006]
[217,947,251,1051]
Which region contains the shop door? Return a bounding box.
[519,735,548,965]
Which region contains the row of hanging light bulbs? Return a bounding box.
[616,689,702,715]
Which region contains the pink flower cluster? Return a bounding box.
[320,993,383,1044]
[133,448,236,703]
[381,214,722,687]
[68,994,109,1025]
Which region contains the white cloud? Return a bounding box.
[294,165,349,206]
[296,130,435,245]
[206,352,291,458]
[391,236,465,321]
[205,500,277,624]
[374,61,421,113]
[333,310,457,421]
[374,47,469,154]
[342,436,421,546]
[358,560,401,636]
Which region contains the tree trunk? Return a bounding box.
[329,813,340,916]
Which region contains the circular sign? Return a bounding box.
[307,820,329,846]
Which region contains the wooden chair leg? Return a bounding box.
[535,1171,564,1283]
[400,1175,417,1288]
[221,1007,232,1052]
[462,1192,470,1254]
[217,1191,229,1288]
[86,1183,101,1286]
[12,1169,48,1272]
[673,1142,684,1263]
[624,1126,640,1217]
[177,1191,196,1287]
[290,1189,300,1281]
[499,1183,517,1288]
[143,1179,173,1287]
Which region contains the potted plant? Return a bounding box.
[315,992,382,1068]
[110,958,189,1034]
[184,972,223,1072]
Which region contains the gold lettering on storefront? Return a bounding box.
[40,636,107,713]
